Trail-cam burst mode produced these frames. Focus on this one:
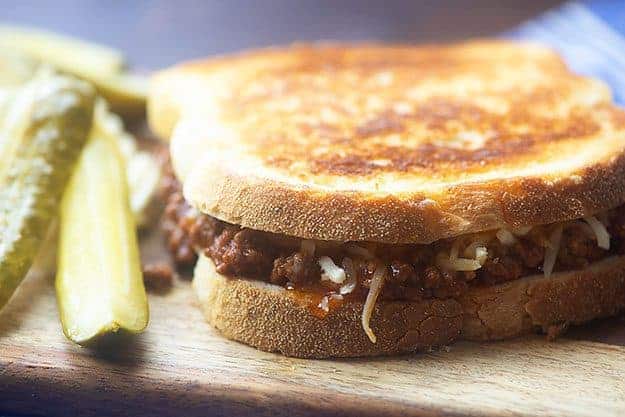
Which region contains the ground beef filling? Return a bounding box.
[162,172,625,302]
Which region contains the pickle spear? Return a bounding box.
[0,25,124,78]
[0,69,95,309]
[91,72,147,119]
[0,25,146,119]
[0,49,37,87]
[56,106,149,345]
[95,101,161,226]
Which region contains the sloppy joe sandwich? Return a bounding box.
[149,41,625,358]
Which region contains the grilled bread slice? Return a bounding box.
[194,254,625,358]
[149,41,625,244]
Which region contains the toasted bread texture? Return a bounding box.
[193,254,463,358]
[150,41,625,243]
[193,254,625,358]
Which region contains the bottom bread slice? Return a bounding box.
[193,254,625,358]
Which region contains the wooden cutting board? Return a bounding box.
[1,225,625,417]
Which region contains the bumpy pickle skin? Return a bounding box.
[55,109,149,346]
[0,70,95,309]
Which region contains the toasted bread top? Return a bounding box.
[149,41,625,243]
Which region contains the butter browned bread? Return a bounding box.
[149,41,625,357]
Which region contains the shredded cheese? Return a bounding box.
[543,225,563,278]
[496,229,517,245]
[312,213,612,340]
[583,216,610,250]
[463,235,489,256]
[318,293,344,313]
[462,242,489,266]
[437,257,482,271]
[437,238,485,271]
[318,296,329,312]
[362,263,386,343]
[340,282,357,295]
[340,258,357,295]
[318,256,346,284]
[475,246,488,265]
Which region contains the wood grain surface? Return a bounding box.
[1,226,625,417]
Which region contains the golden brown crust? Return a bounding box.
[184,153,625,243]
[195,255,625,358]
[460,256,625,341]
[193,255,462,358]
[150,41,625,243]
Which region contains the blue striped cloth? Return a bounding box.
[507,1,625,104]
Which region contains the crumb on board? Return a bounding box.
[143,262,174,292]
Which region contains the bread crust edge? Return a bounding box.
[194,255,625,358]
[183,153,625,244]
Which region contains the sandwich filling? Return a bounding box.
[162,169,625,342]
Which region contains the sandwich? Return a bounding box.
[149,41,625,358]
